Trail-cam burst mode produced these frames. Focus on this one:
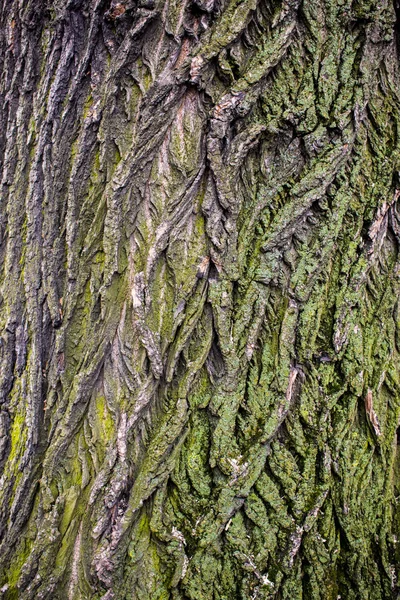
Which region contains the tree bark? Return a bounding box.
[0,0,400,598]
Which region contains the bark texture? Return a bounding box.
[0,0,400,598]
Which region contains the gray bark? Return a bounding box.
[0,0,400,598]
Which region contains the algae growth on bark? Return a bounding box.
[0,0,400,598]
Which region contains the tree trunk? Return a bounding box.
[0,0,400,598]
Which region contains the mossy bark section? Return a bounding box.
[0,0,400,598]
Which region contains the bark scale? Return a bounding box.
[0,0,400,598]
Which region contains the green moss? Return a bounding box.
[8,411,25,464]
[2,538,33,593]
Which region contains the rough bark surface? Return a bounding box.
[0,0,400,598]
